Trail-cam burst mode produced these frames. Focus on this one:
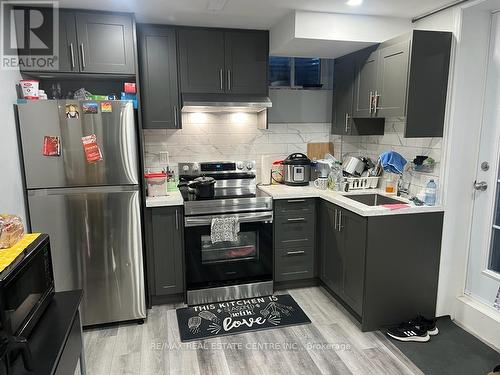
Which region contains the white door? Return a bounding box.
[465,12,500,312]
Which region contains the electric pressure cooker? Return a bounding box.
[283,153,311,186]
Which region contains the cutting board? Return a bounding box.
[307,142,334,160]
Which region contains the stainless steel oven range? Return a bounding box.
[178,161,273,305]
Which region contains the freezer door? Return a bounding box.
[17,100,139,189]
[27,186,146,325]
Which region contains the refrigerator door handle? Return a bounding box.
[27,185,140,196]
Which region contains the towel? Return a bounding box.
[379,151,407,174]
[211,217,240,243]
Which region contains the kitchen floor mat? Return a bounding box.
[176,294,311,342]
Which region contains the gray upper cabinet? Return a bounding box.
[138,25,180,129]
[353,48,379,118]
[75,12,135,74]
[376,40,410,117]
[178,28,225,93]
[342,30,451,137]
[150,207,184,297]
[20,10,136,74]
[178,27,269,95]
[332,54,355,135]
[224,31,268,95]
[405,31,452,138]
[58,11,78,72]
[332,51,385,136]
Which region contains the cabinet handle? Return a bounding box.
[338,210,343,231]
[369,91,373,114]
[79,44,86,69]
[345,113,350,134]
[286,250,305,256]
[287,199,305,203]
[374,91,380,114]
[175,209,179,230]
[287,217,305,222]
[173,105,178,127]
[69,43,75,70]
[334,209,338,230]
[219,69,224,91]
[227,69,231,91]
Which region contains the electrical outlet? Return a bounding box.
[159,151,169,165]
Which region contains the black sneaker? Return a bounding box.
[408,315,439,336]
[387,322,430,342]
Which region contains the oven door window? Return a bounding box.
[201,232,258,264]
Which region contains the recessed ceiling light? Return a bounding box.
[346,0,363,6]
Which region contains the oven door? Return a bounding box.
[184,211,273,291]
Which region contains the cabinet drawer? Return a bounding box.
[275,198,315,216]
[275,214,315,246]
[275,246,314,282]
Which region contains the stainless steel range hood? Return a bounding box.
[182,93,272,113]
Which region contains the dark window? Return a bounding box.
[294,58,321,87]
[269,56,322,87]
[269,56,291,86]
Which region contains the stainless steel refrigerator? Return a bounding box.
[16,100,146,326]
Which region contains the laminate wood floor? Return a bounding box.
[75,287,424,375]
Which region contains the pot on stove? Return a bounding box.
[187,176,216,198]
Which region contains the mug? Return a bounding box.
[314,177,328,190]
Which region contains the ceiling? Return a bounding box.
[57,0,456,29]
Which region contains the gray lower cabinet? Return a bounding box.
[319,202,366,316]
[274,199,316,283]
[138,25,181,129]
[318,200,443,331]
[75,12,136,74]
[146,206,184,303]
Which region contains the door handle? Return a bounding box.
[337,210,343,231]
[473,181,488,191]
[219,69,224,91]
[286,250,305,256]
[79,44,86,69]
[374,91,380,114]
[227,69,231,91]
[173,105,178,127]
[69,43,75,70]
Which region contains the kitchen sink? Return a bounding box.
[343,194,403,206]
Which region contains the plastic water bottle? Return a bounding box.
[425,179,437,206]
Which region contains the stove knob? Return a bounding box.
[236,161,244,170]
[246,162,254,170]
[182,165,190,172]
[192,163,199,172]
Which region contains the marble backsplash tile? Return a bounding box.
[331,117,444,198]
[143,112,332,181]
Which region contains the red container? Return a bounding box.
[124,82,136,94]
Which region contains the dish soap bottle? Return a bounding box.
[425,179,437,206]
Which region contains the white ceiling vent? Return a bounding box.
[207,0,229,12]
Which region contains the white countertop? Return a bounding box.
[258,184,444,217]
[145,190,184,207]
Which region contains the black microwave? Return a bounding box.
[0,234,55,339]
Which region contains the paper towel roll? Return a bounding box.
[260,155,272,185]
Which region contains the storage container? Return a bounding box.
[145,172,167,197]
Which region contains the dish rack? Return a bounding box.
[345,176,380,190]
